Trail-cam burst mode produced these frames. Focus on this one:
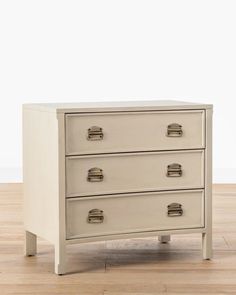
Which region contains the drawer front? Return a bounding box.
[66,190,204,239]
[66,150,204,197]
[65,110,205,155]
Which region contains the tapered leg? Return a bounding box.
[55,242,66,275]
[24,230,37,256]
[202,232,212,260]
[158,235,171,243]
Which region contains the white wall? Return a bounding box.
[0,0,235,183]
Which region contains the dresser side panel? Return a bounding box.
[23,108,61,244]
[205,108,213,230]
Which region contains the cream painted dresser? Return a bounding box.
[23,100,213,274]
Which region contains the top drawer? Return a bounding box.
[65,110,205,155]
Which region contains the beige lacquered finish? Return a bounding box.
[66,150,204,197]
[23,100,213,275]
[65,110,205,155]
[66,190,204,239]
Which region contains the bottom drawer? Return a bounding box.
[66,190,204,239]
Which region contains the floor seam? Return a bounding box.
[222,235,231,249]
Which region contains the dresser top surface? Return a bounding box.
[23,100,213,113]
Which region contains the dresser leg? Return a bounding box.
[202,232,212,260]
[158,235,171,243]
[24,230,37,256]
[55,243,66,275]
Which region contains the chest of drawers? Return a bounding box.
[23,100,213,275]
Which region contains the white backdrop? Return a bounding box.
[0,0,235,183]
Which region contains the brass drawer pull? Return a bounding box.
[87,209,104,223]
[87,126,104,140]
[167,163,182,177]
[87,167,104,182]
[167,123,183,137]
[168,203,183,217]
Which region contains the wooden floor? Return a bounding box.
[1,184,236,294]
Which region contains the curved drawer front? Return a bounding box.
[66,190,204,239]
[66,150,204,197]
[65,110,205,155]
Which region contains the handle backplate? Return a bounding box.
[167,203,183,217]
[87,209,104,223]
[167,123,183,137]
[87,167,104,182]
[87,126,104,141]
[167,163,182,177]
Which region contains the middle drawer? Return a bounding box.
[66,150,204,197]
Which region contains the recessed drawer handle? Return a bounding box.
[87,167,104,182]
[167,163,182,177]
[87,209,104,223]
[87,126,104,140]
[168,203,183,217]
[167,123,183,137]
